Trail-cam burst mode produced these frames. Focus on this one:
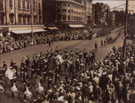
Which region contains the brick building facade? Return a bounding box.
[92,3,110,26]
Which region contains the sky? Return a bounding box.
[92,0,135,13]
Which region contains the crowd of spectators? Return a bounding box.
[0,44,135,103]
[0,31,92,55]
[0,27,115,55]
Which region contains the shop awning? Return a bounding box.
[48,27,58,30]
[11,30,32,34]
[33,29,46,33]
[69,24,84,28]
[11,29,46,34]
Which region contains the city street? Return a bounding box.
[0,27,123,67]
[0,27,124,103]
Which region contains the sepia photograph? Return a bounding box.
[0,0,135,103]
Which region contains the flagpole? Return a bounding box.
[123,0,128,59]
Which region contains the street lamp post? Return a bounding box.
[123,0,128,59]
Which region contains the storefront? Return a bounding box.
[0,27,9,37]
[46,26,59,35]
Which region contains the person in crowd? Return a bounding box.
[95,42,98,50]
[101,40,103,47]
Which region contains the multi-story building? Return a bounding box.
[84,0,92,25]
[42,0,93,30]
[108,11,115,27]
[114,10,125,26]
[92,3,110,26]
[0,0,44,35]
[42,0,56,26]
[55,0,85,26]
[128,13,135,34]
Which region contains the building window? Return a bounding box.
[23,0,25,8]
[9,0,13,9]
[39,16,41,24]
[62,9,66,13]
[63,15,66,21]
[10,15,14,24]
[68,16,70,21]
[18,0,21,9]
[57,15,61,21]
[33,0,36,12]
[38,3,40,8]
[27,1,29,9]
[18,16,21,24]
[68,3,70,7]
[27,17,30,24]
[34,16,36,23]
[23,16,26,24]
[62,3,66,7]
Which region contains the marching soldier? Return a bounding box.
[36,67,40,77]
[75,47,79,56]
[95,42,98,50]
[55,46,59,54]
[10,59,15,67]
[104,39,106,46]
[85,53,89,68]
[20,65,25,80]
[31,61,35,79]
[25,56,30,66]
[83,48,87,59]
[3,61,7,72]
[101,40,103,47]
[43,63,47,82]
[48,38,51,47]
[47,71,53,88]
[23,79,31,93]
[55,66,60,85]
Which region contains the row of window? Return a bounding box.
[9,0,41,12]
[0,15,41,25]
[18,16,31,24]
[56,2,84,10]
[57,9,84,15]
[57,15,84,21]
